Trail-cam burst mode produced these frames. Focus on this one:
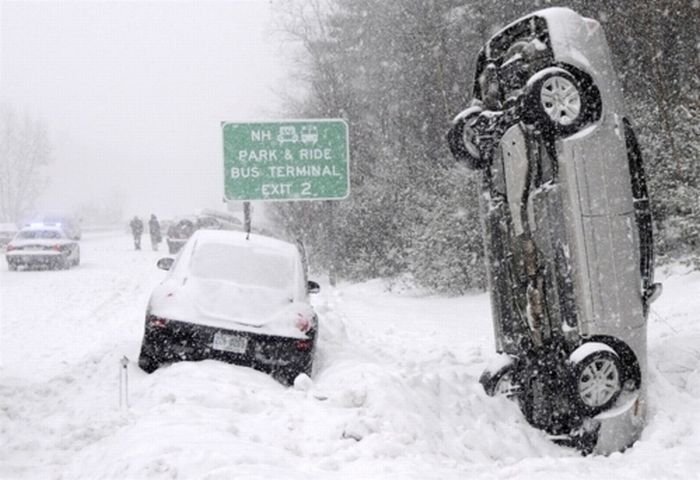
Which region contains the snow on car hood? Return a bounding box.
[148,276,315,338]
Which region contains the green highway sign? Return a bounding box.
[222,119,349,201]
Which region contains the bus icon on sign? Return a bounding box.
[277,126,299,144]
[301,125,319,145]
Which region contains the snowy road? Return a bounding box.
[1,232,699,479]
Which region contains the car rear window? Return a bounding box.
[18,230,62,239]
[190,242,296,289]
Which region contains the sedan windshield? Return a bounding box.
[189,242,296,290]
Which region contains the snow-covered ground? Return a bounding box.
[1,231,699,479]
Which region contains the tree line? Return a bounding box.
[0,105,51,224]
[269,0,699,292]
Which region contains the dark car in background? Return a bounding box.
[166,212,242,254]
[5,224,80,270]
[447,7,660,454]
[166,216,198,254]
[138,229,320,385]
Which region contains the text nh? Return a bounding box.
[251,130,272,141]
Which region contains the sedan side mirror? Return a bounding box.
[307,280,320,294]
[644,282,663,305]
[157,257,175,271]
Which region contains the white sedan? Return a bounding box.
[138,229,320,385]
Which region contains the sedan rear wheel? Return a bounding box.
[138,344,160,373]
[494,370,519,397]
[480,358,519,398]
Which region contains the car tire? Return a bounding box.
[8,262,17,271]
[273,352,313,386]
[568,342,623,416]
[447,106,485,169]
[480,357,519,398]
[138,343,160,374]
[524,67,588,136]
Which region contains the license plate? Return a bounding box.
[212,332,248,354]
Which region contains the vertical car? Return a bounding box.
[446,7,661,454]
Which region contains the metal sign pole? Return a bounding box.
[244,201,251,238]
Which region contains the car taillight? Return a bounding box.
[147,315,169,328]
[6,244,14,251]
[52,244,62,251]
[295,339,313,351]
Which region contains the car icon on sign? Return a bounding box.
[300,125,319,145]
[277,126,299,144]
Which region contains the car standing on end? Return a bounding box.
[138,229,320,385]
[447,7,661,454]
[5,224,81,270]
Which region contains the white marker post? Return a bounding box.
[119,356,130,409]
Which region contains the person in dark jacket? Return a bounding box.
[129,216,144,250]
[149,214,162,251]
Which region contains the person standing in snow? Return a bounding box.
[130,216,144,250]
[149,214,161,251]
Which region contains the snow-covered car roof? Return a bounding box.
[150,228,310,334]
[22,221,71,230]
[20,224,65,233]
[13,225,70,241]
[189,229,299,256]
[173,229,303,290]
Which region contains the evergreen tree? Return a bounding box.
[272,0,700,291]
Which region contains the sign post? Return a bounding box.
[222,120,349,202]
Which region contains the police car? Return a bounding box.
[5,223,81,271]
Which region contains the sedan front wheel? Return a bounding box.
[569,342,623,415]
[523,67,593,137]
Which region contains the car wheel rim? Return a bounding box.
[494,372,517,397]
[540,76,581,126]
[578,357,620,408]
[462,126,481,159]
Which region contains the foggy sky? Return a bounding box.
[1,0,289,220]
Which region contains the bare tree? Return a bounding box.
[0,105,51,223]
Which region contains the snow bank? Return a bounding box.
[1,234,699,479]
